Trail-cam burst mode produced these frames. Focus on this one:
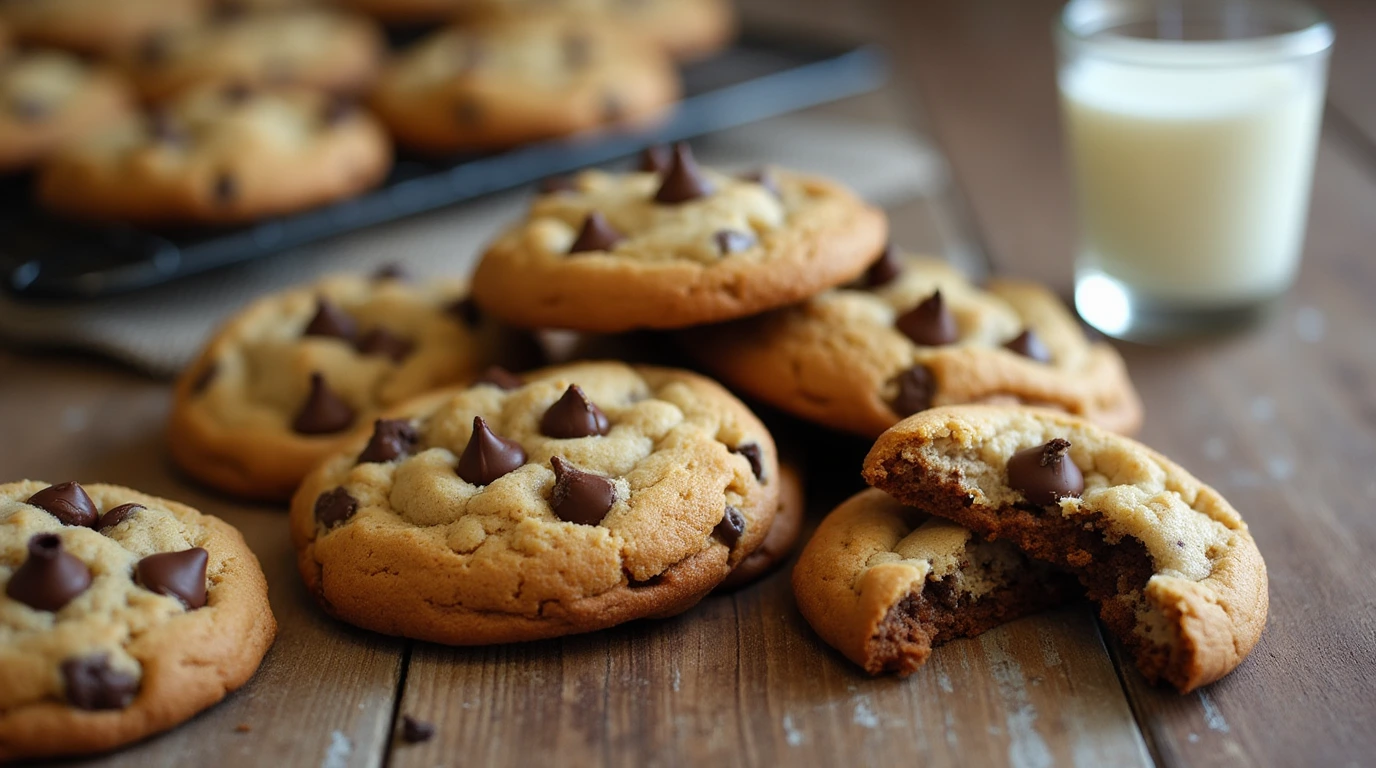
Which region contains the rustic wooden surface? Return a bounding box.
[3,1,1373,766]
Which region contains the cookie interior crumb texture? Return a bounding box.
[289,361,779,644]
[862,405,1268,693]
[0,481,276,762]
[793,489,1076,676]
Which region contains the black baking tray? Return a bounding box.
[0,32,885,300]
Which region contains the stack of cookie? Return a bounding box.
[1,0,735,227]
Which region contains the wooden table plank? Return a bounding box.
[0,353,407,768]
[892,2,1376,765]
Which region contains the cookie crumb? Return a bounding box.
[401,715,435,744]
[235,723,252,733]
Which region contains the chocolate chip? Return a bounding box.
[564,34,591,68]
[864,244,902,288]
[323,96,357,127]
[714,230,756,255]
[1006,438,1084,507]
[1005,328,1052,363]
[314,487,358,529]
[135,548,209,609]
[714,505,746,547]
[456,416,526,486]
[653,143,714,204]
[148,110,187,146]
[213,173,237,205]
[98,503,144,532]
[741,168,780,197]
[456,98,481,125]
[540,175,577,194]
[11,95,49,123]
[303,298,357,341]
[402,715,435,744]
[446,297,481,328]
[355,327,414,363]
[549,456,616,525]
[372,263,407,282]
[639,145,672,174]
[731,442,765,482]
[889,365,937,416]
[292,373,355,435]
[896,290,959,346]
[138,33,170,65]
[62,655,139,710]
[540,384,610,438]
[601,91,623,123]
[568,212,624,254]
[27,482,99,528]
[358,419,418,463]
[4,534,92,612]
[474,366,523,391]
[192,362,218,394]
[222,82,253,104]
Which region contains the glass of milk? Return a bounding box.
[1058,0,1333,341]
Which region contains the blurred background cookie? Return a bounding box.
[0,47,133,173]
[0,0,206,57]
[462,0,737,60]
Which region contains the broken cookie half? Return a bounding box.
[793,488,1076,676]
[862,405,1268,693]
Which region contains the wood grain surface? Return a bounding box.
[2,1,1373,766]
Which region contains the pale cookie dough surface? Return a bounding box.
[124,8,385,103]
[792,488,1073,676]
[463,0,736,59]
[370,16,679,153]
[38,84,391,225]
[289,361,780,644]
[0,0,206,56]
[0,481,275,761]
[862,405,1268,692]
[472,163,888,331]
[168,273,514,501]
[683,253,1143,438]
[0,48,133,172]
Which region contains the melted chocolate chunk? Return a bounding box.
[889,365,937,417]
[402,715,435,744]
[895,290,959,346]
[303,298,357,341]
[27,482,99,528]
[1006,438,1084,507]
[731,443,766,482]
[4,533,92,612]
[1005,328,1052,363]
[213,173,237,205]
[135,548,209,609]
[456,417,526,486]
[62,655,139,710]
[358,419,419,463]
[549,456,616,525]
[292,373,355,435]
[446,296,481,328]
[714,505,746,547]
[314,487,358,529]
[540,384,610,438]
[863,245,903,288]
[474,366,523,391]
[714,230,756,255]
[654,143,714,204]
[355,327,414,363]
[639,145,672,174]
[568,212,624,254]
[98,503,144,532]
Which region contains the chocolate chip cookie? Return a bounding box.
[289,361,780,644]
[682,250,1143,437]
[462,0,737,60]
[168,272,518,501]
[863,405,1269,692]
[472,145,889,332]
[38,83,391,224]
[369,16,680,154]
[715,461,803,592]
[0,480,275,761]
[793,488,1075,676]
[124,8,385,103]
[0,48,133,172]
[0,0,206,57]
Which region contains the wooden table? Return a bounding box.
[5,2,1374,765]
